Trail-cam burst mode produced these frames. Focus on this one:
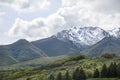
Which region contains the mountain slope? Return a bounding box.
[55,27,110,48]
[0,46,17,66]
[108,28,120,37]
[81,37,120,57]
[32,37,79,56]
[0,39,47,66]
[9,39,47,61]
[32,27,120,57]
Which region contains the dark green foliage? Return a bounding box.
[101,64,108,78]
[100,62,118,78]
[79,68,87,80]
[68,55,86,61]
[72,67,87,80]
[56,72,62,80]
[117,63,120,78]
[26,78,31,80]
[101,53,116,59]
[48,74,54,80]
[107,62,117,78]
[93,69,99,78]
[72,67,80,80]
[46,55,86,69]
[64,70,71,80]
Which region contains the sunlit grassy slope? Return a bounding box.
[14,55,120,80]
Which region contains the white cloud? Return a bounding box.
[62,0,120,13]
[0,12,5,16]
[8,13,66,41]
[0,0,50,12]
[7,0,120,41]
[59,0,120,30]
[0,12,5,25]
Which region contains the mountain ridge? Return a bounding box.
[54,26,120,48]
[1,26,120,66]
[0,39,47,66]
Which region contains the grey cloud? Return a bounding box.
[94,0,120,13]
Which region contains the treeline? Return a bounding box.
[48,67,87,80]
[48,62,120,80]
[94,62,120,78]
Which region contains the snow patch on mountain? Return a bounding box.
[108,28,120,38]
[55,26,110,48]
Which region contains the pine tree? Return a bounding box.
[56,72,62,80]
[93,69,99,78]
[65,70,71,80]
[72,67,79,80]
[117,63,120,78]
[48,74,54,80]
[79,68,87,80]
[107,62,117,78]
[64,70,71,80]
[101,64,108,78]
[113,62,117,77]
[26,78,31,80]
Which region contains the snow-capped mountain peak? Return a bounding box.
[108,28,120,38]
[55,26,110,48]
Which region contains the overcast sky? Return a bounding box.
[0,0,120,45]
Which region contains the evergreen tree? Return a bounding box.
[56,72,62,80]
[93,69,99,78]
[101,64,108,78]
[48,74,54,80]
[117,63,120,78]
[113,62,117,77]
[72,67,79,80]
[79,68,87,80]
[26,78,31,80]
[64,70,71,80]
[108,62,117,78]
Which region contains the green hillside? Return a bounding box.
[0,54,119,80]
[0,55,67,70]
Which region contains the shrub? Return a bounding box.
[101,53,116,59]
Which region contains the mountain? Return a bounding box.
[81,37,120,57]
[108,28,120,38]
[1,26,120,66]
[0,45,17,66]
[32,37,79,56]
[55,27,110,48]
[9,39,47,61]
[32,27,120,57]
[0,39,47,66]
